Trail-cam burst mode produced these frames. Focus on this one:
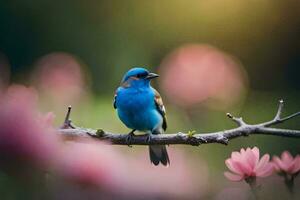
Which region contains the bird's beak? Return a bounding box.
[146,72,159,80]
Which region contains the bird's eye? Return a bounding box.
[136,72,148,78]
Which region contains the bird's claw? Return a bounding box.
[125,131,135,147]
[145,134,152,144]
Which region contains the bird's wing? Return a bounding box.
[153,89,167,131]
[113,90,117,109]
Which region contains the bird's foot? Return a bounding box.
[125,130,136,147]
[145,134,153,144]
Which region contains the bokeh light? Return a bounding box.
[159,44,248,110]
[0,85,60,174]
[31,52,89,106]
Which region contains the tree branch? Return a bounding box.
[59,100,300,146]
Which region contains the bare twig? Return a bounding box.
[275,99,284,120]
[61,105,75,129]
[59,100,300,146]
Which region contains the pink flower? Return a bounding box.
[224,147,274,181]
[118,148,206,197]
[159,44,248,110]
[272,151,300,175]
[53,142,125,189]
[0,85,60,172]
[53,144,204,197]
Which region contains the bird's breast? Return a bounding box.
[116,88,162,131]
[117,88,154,110]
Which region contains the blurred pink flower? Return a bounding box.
[0,85,60,172]
[272,151,300,175]
[159,44,248,109]
[32,52,88,106]
[53,142,125,189]
[0,84,124,189]
[54,144,205,197]
[119,148,208,197]
[224,147,274,181]
[39,112,56,127]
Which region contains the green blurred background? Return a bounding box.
[0,0,299,199]
[1,0,300,91]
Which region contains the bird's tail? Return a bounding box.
[149,145,170,166]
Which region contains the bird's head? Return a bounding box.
[121,67,159,88]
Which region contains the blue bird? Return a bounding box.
[114,67,170,166]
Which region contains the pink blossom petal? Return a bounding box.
[273,156,289,172]
[225,159,243,175]
[224,172,244,181]
[272,159,280,171]
[256,163,274,177]
[231,151,241,161]
[255,154,270,172]
[251,147,260,165]
[244,148,257,170]
[282,151,293,163]
[290,156,300,174]
[235,161,253,176]
[240,148,246,155]
[287,160,297,173]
